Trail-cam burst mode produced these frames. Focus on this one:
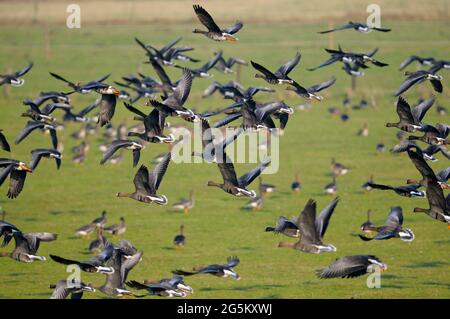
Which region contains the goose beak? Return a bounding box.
[19,165,33,173]
[224,34,237,42]
[112,89,121,96]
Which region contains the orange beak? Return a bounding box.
[19,165,33,173]
[224,34,237,42]
[113,89,120,97]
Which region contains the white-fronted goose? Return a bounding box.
[176,51,222,78]
[359,207,414,241]
[126,279,186,298]
[104,217,126,237]
[265,216,299,238]
[173,256,240,280]
[386,96,433,132]
[408,123,449,146]
[360,209,374,233]
[316,255,387,279]
[100,139,144,167]
[0,231,57,263]
[0,63,33,86]
[395,70,443,96]
[245,195,263,211]
[173,225,186,247]
[172,191,194,214]
[116,153,171,205]
[331,158,349,176]
[287,77,336,101]
[291,173,301,192]
[49,72,110,94]
[15,121,58,149]
[399,56,436,71]
[251,53,300,85]
[319,22,391,34]
[367,182,425,197]
[30,149,62,171]
[50,280,95,299]
[144,275,193,295]
[259,176,276,196]
[192,5,243,42]
[0,158,33,199]
[362,175,374,191]
[278,198,339,254]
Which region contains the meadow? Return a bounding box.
[0,0,449,298]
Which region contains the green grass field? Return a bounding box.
[0,3,449,298]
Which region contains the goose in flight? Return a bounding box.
[399,56,436,71]
[0,231,57,263]
[251,52,301,85]
[50,241,115,274]
[319,21,391,34]
[366,182,425,198]
[0,158,33,199]
[49,72,110,94]
[316,255,387,279]
[207,153,271,198]
[116,153,171,205]
[359,207,414,241]
[408,123,449,146]
[278,198,339,253]
[15,121,58,149]
[32,91,70,106]
[386,96,434,132]
[394,70,443,97]
[0,62,33,86]
[192,5,243,42]
[0,130,11,152]
[287,77,336,101]
[100,139,144,167]
[50,280,95,299]
[175,51,222,78]
[265,216,300,238]
[22,99,71,123]
[173,256,240,280]
[29,149,62,171]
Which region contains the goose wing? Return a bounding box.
[384,206,403,230]
[396,96,415,124]
[0,163,14,186]
[407,148,437,180]
[49,72,76,88]
[366,182,394,191]
[193,5,222,33]
[0,131,11,152]
[307,77,336,93]
[7,170,27,199]
[436,167,450,183]
[308,55,341,71]
[173,69,192,106]
[316,255,375,278]
[124,102,147,118]
[318,23,355,34]
[412,97,435,123]
[216,152,239,185]
[100,140,132,165]
[426,179,446,212]
[315,197,339,239]
[298,199,321,245]
[148,152,171,192]
[251,61,277,80]
[430,78,443,93]
[399,55,419,71]
[15,121,43,145]
[133,165,152,194]
[394,73,425,96]
[121,250,143,283]
[213,113,242,128]
[225,256,240,268]
[222,21,243,35]
[237,158,271,188]
[15,63,33,77]
[275,52,301,77]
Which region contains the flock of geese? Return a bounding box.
[0,4,449,298]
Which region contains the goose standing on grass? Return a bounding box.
[100,139,144,167]
[386,96,434,132]
[265,216,300,238]
[192,5,243,42]
[359,207,415,241]
[251,52,301,85]
[318,21,391,34]
[331,158,349,176]
[0,130,11,152]
[0,158,33,199]
[50,280,95,299]
[0,231,57,263]
[88,228,106,254]
[75,223,96,239]
[15,121,58,149]
[92,211,107,228]
[362,175,374,191]
[360,210,374,234]
[286,77,336,101]
[324,175,337,195]
[278,198,339,254]
[259,176,276,196]
[172,191,194,214]
[357,122,369,137]
[116,152,171,205]
[244,194,263,211]
[316,255,387,279]
[394,70,443,97]
[104,217,126,237]
[50,241,115,274]
[291,173,301,192]
[29,149,62,171]
[207,153,271,198]
[0,62,33,86]
[173,225,186,248]
[173,256,240,280]
[407,148,450,226]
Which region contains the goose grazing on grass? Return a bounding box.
[173,225,186,248]
[394,70,443,97]
[386,96,434,132]
[245,194,263,211]
[0,62,33,86]
[30,149,62,171]
[207,153,271,198]
[362,175,374,191]
[278,198,339,254]
[147,69,196,121]
[319,21,391,34]
[75,223,96,239]
[0,130,11,152]
[0,231,57,263]
[291,173,301,192]
[104,217,126,237]
[265,216,300,238]
[408,123,449,146]
[407,148,450,226]
[251,52,300,85]
[100,139,144,167]
[173,256,240,280]
[287,77,336,101]
[15,121,58,149]
[0,158,33,199]
[172,191,194,214]
[399,56,436,71]
[192,4,243,42]
[98,241,143,297]
[316,255,387,279]
[124,102,174,144]
[331,158,349,176]
[360,210,374,233]
[366,182,425,198]
[50,241,115,274]
[116,153,171,205]
[259,176,276,196]
[324,175,337,195]
[359,207,414,241]
[50,280,95,299]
